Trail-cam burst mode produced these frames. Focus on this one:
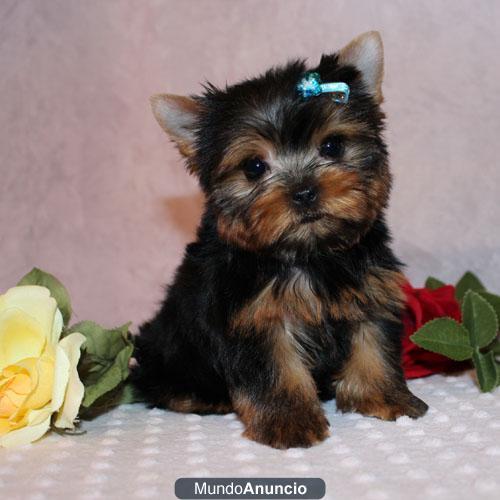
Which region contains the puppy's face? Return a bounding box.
[153,32,390,252]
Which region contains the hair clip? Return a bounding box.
[296,71,350,104]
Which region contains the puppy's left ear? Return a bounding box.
[150,94,201,159]
[338,31,384,103]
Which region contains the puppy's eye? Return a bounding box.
[243,157,268,180]
[319,135,344,159]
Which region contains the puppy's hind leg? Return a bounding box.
[165,394,233,415]
[131,320,232,415]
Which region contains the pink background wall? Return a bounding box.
[1,0,499,329]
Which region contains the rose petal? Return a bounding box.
[0,286,58,343]
[0,368,31,417]
[54,332,86,429]
[0,418,11,436]
[0,286,70,448]
[402,282,466,379]
[50,308,64,346]
[13,353,55,416]
[50,345,70,414]
[0,309,46,370]
[0,406,52,447]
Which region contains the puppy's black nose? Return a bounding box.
[292,186,318,207]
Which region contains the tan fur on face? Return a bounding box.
[217,133,275,176]
[217,214,257,251]
[319,169,368,222]
[215,161,390,249]
[211,109,391,250]
[367,173,391,215]
[311,115,375,148]
[216,183,294,250]
[246,186,294,248]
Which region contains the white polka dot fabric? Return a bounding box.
[2,374,499,500]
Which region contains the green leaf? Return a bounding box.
[455,271,485,302]
[114,382,144,405]
[462,291,498,348]
[472,349,499,392]
[81,345,133,407]
[410,318,474,361]
[477,291,500,322]
[78,381,144,419]
[425,276,446,290]
[491,338,500,356]
[17,267,72,325]
[68,321,134,408]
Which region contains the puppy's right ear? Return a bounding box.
[150,94,201,159]
[337,31,384,104]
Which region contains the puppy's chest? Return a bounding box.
[233,268,326,333]
[273,269,329,364]
[233,265,405,333]
[278,269,324,326]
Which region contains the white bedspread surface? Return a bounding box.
[1,374,499,500]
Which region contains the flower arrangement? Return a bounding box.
[402,281,465,378]
[0,268,498,448]
[0,268,135,447]
[406,272,500,392]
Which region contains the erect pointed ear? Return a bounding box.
[337,31,384,103]
[150,94,201,158]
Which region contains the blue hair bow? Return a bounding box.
[296,71,350,104]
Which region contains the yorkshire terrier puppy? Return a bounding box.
[132,31,428,449]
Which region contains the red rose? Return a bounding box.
[401,282,468,379]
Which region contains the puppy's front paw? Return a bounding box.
[394,391,428,419]
[338,388,428,421]
[242,402,330,449]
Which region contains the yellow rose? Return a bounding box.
[0,285,85,447]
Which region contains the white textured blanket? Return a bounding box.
[1,374,499,500]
